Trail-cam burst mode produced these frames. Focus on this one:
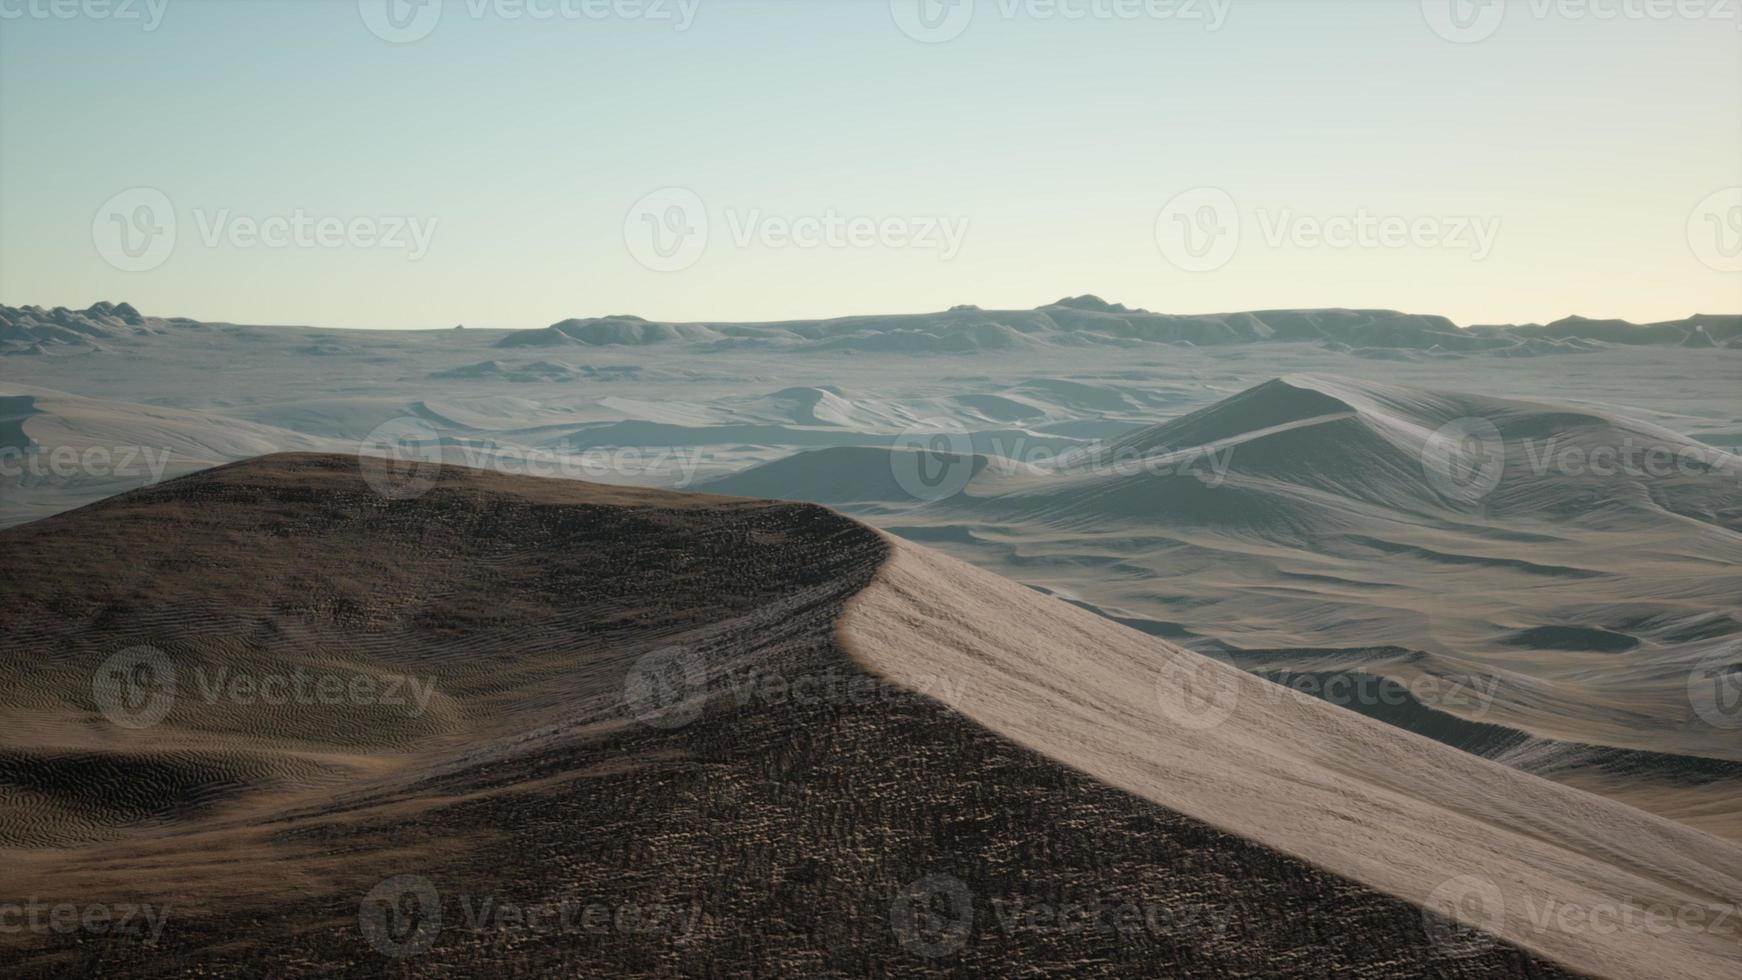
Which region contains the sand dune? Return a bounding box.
[727,375,1742,838]
[845,536,1742,979]
[0,385,338,526]
[0,454,1667,977]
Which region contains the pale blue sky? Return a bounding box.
[2,0,1738,329]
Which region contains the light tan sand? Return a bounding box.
[842,535,1742,980]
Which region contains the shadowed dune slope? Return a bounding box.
[988,374,1742,532]
[0,454,1724,976]
[702,445,991,506]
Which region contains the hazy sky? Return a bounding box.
[2,0,1738,329]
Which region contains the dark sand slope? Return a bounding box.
[0,456,1727,977]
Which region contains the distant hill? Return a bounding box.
[6,300,1735,356]
[484,296,1739,355]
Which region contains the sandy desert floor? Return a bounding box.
[3,303,1739,976]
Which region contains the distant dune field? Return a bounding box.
[741,374,1742,839]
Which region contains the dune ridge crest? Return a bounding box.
[840,534,1742,980]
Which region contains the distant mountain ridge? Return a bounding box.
[487,295,1740,354]
[4,299,1736,356]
